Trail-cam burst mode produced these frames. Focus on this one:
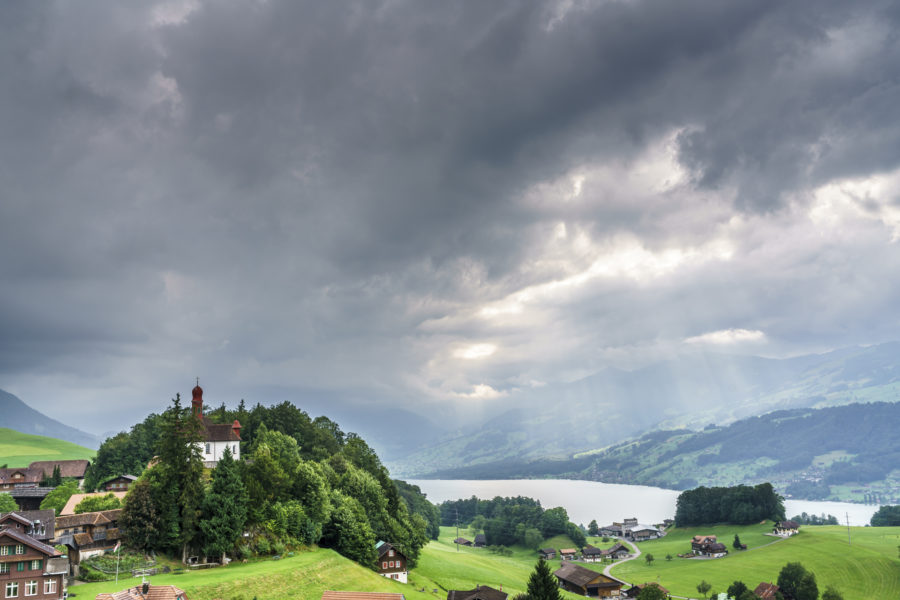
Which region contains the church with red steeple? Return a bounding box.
[191,382,241,467]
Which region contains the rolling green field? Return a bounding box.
[611,523,900,600]
[66,524,900,600]
[0,428,95,467]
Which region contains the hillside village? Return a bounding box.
[0,386,840,600]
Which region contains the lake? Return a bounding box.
[408,479,878,527]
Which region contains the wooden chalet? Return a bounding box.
[473,534,486,547]
[624,583,670,598]
[553,563,623,598]
[98,475,138,492]
[0,467,43,491]
[753,582,780,599]
[539,548,556,560]
[446,585,508,600]
[690,536,727,558]
[376,541,408,583]
[96,583,188,600]
[454,537,473,547]
[773,520,800,536]
[6,488,54,511]
[601,543,629,560]
[559,548,577,561]
[29,460,90,486]
[0,515,67,599]
[581,546,604,562]
[0,511,55,544]
[53,509,122,576]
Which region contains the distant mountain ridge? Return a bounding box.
[387,342,900,477]
[415,401,900,504]
[0,388,100,449]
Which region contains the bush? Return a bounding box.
[255,538,271,555]
[272,541,286,556]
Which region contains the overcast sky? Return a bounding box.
[2,0,900,434]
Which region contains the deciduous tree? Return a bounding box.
[777,562,818,600]
[696,580,711,599]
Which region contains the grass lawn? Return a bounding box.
[0,428,95,467]
[611,523,900,600]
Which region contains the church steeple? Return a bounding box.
[191,378,203,419]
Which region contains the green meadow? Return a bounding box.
[64,524,900,600]
[611,523,900,600]
[0,428,95,467]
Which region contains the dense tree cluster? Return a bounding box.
[870,505,900,526]
[439,496,585,548]
[117,395,434,569]
[791,512,839,526]
[675,483,784,526]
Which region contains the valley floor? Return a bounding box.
[70,525,900,600]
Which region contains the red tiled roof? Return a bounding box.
[754,582,780,599]
[95,584,187,600]
[201,417,241,442]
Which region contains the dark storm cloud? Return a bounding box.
[2,0,900,431]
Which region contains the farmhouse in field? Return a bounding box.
[96,583,187,600]
[376,541,408,583]
[690,535,727,558]
[559,548,577,561]
[581,545,604,562]
[554,562,624,597]
[447,585,508,600]
[454,537,473,546]
[538,548,556,560]
[0,511,68,599]
[773,520,800,536]
[601,543,630,560]
[598,517,661,541]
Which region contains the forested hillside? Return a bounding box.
[90,395,439,569]
[422,402,900,504]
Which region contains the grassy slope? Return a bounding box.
[0,427,95,467]
[610,523,900,600]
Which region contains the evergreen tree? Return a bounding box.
[120,478,161,552]
[727,581,749,598]
[0,493,17,512]
[526,559,561,600]
[777,562,818,600]
[733,533,742,549]
[201,447,248,561]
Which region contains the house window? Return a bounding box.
[388,549,394,557]
[0,545,8,555]
[44,581,56,595]
[0,563,7,574]
[23,581,36,597]
[382,562,387,569]
[233,444,237,454]
[30,560,40,570]
[205,443,211,454]
[15,545,24,555]
[5,581,18,598]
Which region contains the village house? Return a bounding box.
[0,467,43,491]
[29,461,90,488]
[0,513,68,599]
[624,583,670,599]
[98,475,137,493]
[473,534,486,547]
[626,526,661,542]
[376,541,408,584]
[96,583,187,600]
[601,543,629,560]
[5,488,54,512]
[773,520,800,537]
[446,585,507,600]
[753,582,780,599]
[690,535,727,558]
[54,509,122,576]
[559,548,578,561]
[553,562,624,597]
[581,546,604,562]
[190,384,242,467]
[538,548,556,560]
[454,537,472,547]
[322,592,405,600]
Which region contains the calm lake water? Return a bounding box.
[408,479,878,527]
